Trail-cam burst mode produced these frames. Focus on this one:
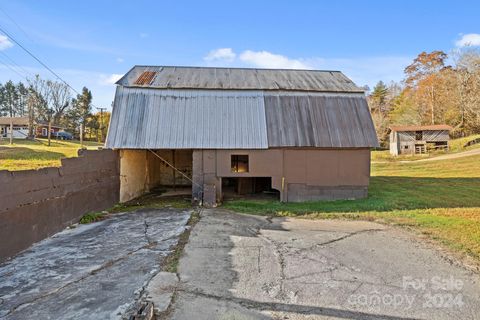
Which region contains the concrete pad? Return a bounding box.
[145,272,178,314]
[0,208,191,320]
[168,209,480,320]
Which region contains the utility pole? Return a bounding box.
[80,123,83,147]
[9,117,13,145]
[47,109,53,146]
[96,107,106,142]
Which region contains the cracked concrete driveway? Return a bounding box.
[0,208,191,320]
[169,209,480,320]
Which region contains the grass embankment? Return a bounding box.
[224,153,480,262]
[371,134,480,162]
[0,138,102,171]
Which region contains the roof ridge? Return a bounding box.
[132,65,343,73]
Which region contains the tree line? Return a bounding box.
[368,48,480,145]
[0,75,110,142]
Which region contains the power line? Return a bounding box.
[0,24,81,96]
[0,50,35,78]
[0,5,35,43]
[0,22,109,111]
[0,55,27,80]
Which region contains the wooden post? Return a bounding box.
[47,118,52,146]
[80,123,84,147]
[9,117,13,145]
[172,149,176,191]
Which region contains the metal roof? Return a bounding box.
[390,124,453,132]
[265,92,379,148]
[106,88,379,149]
[116,66,364,93]
[105,87,268,149]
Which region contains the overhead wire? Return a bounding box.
[0,24,82,96]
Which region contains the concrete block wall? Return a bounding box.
[0,149,120,262]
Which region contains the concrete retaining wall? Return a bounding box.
[0,149,120,262]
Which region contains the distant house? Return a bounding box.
[389,125,453,156]
[0,117,65,139]
[35,121,64,138]
[0,117,29,139]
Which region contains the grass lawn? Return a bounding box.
[0,138,103,171]
[224,153,480,262]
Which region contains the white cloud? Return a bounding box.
[116,57,124,63]
[204,48,236,62]
[455,33,480,47]
[239,50,309,69]
[202,47,412,88]
[139,33,149,38]
[0,35,13,50]
[99,73,123,85]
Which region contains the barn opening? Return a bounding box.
[222,177,280,200]
[119,149,193,202]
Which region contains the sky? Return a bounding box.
[0,0,479,109]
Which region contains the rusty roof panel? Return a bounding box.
[264,92,379,148]
[133,71,156,85]
[117,66,363,93]
[390,124,453,132]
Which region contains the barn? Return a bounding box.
[105,66,379,205]
[389,125,452,156]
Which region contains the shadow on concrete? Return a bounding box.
[174,210,425,320]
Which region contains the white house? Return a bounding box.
[0,117,29,139]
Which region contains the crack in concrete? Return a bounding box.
[1,235,157,319]
[314,229,385,247]
[175,288,417,320]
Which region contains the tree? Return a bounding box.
[370,81,389,114]
[404,51,450,125]
[72,87,92,142]
[48,80,71,123]
[404,51,448,88]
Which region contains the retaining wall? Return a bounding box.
[0,149,120,262]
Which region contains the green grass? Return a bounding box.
[79,212,105,224]
[449,134,480,152]
[224,154,480,261]
[0,138,102,171]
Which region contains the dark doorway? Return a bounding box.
[222,177,279,200]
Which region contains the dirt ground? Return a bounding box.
[168,209,480,320]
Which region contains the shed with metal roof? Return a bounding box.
[106,66,379,204]
[389,124,452,156]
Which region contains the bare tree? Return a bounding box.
[47,80,71,123]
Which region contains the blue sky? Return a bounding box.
[0,0,479,109]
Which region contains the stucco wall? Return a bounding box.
[120,150,148,202]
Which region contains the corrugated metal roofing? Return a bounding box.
[105,87,268,149]
[390,124,453,132]
[265,92,379,148]
[106,88,379,149]
[116,66,363,93]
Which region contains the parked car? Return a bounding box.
[52,131,73,140]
